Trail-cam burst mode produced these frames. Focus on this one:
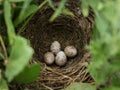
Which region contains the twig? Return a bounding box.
[46,66,73,80]
[41,83,53,90]
[0,35,8,65]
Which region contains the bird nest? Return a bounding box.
[20,0,94,90]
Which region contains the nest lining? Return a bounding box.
[19,0,94,90]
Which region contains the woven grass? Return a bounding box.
[20,0,95,89]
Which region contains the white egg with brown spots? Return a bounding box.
[64,46,77,57]
[55,51,67,66]
[44,52,55,65]
[50,41,61,54]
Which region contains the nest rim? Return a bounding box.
[20,1,94,89]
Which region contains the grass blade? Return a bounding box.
[4,0,16,45]
[50,0,67,22]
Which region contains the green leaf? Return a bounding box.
[14,0,38,26]
[14,63,41,83]
[17,0,47,34]
[47,0,55,10]
[64,83,96,90]
[81,0,89,17]
[5,36,33,82]
[111,72,120,87]
[50,0,67,22]
[18,0,32,18]
[14,5,38,26]
[0,70,9,90]
[4,0,16,45]
[38,0,47,9]
[0,79,9,90]
[86,0,100,9]
[95,12,108,37]
[9,0,24,2]
[62,8,74,16]
[81,0,120,89]
[89,60,113,85]
[17,14,34,34]
[103,86,120,90]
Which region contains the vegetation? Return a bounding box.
[0,0,120,90]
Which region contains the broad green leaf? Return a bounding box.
[89,60,113,85]
[64,82,96,90]
[103,86,120,90]
[91,26,100,40]
[5,36,33,82]
[4,0,16,45]
[95,12,108,37]
[110,47,120,71]
[50,0,67,21]
[81,0,120,89]
[111,72,120,87]
[9,0,24,2]
[0,79,9,90]
[14,63,41,83]
[97,2,104,11]
[0,70,9,90]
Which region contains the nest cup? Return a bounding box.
[21,0,94,89]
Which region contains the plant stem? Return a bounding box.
[0,35,8,65]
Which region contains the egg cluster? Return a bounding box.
[44,41,77,66]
